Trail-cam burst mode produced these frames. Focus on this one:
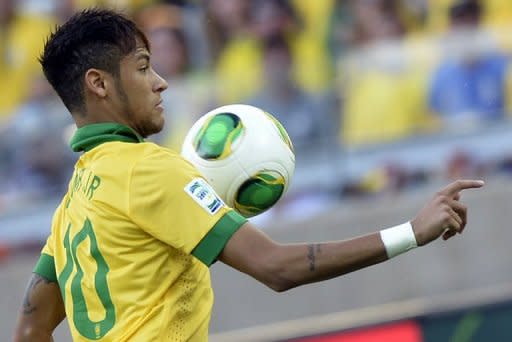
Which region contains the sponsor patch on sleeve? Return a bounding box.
[184,178,224,215]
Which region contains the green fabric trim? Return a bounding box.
[33,253,58,283]
[192,210,248,266]
[70,122,144,152]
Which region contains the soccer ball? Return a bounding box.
[181,104,295,218]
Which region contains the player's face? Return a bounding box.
[116,43,168,138]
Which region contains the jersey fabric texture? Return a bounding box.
[33,123,247,341]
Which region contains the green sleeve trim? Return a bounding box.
[192,210,247,267]
[33,253,58,283]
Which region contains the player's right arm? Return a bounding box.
[218,180,484,292]
[13,273,65,342]
[14,200,67,342]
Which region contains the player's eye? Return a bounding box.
[139,66,149,72]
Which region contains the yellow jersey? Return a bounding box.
[33,123,247,341]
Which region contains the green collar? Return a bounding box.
[70,123,144,152]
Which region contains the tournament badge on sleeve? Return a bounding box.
[184,178,224,215]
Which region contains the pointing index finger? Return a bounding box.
[440,180,485,197]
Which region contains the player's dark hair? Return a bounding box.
[39,8,150,113]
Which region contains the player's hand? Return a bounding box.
[411,180,484,246]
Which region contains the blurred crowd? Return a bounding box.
[3,0,512,214]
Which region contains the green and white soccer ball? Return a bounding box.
[181,104,295,217]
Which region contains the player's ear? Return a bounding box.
[84,68,108,98]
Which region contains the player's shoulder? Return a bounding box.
[114,141,177,160]
[137,142,187,162]
[131,142,197,175]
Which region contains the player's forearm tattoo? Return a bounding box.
[22,274,52,315]
[307,244,322,272]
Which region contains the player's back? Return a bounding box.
[49,139,215,341]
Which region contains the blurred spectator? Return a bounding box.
[428,0,510,127]
[203,0,251,62]
[248,35,336,157]
[0,0,55,117]
[252,0,298,35]
[329,0,429,55]
[206,0,261,104]
[339,0,434,146]
[54,0,78,22]
[349,0,403,45]
[482,0,512,29]
[396,0,429,34]
[135,2,183,31]
[427,0,512,33]
[212,0,333,104]
[327,1,354,60]
[150,27,189,80]
[426,0,456,33]
[135,1,210,69]
[0,75,75,211]
[287,0,335,94]
[146,25,213,151]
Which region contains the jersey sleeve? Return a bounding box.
[33,201,65,282]
[128,150,247,266]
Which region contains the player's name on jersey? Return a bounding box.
[69,168,102,202]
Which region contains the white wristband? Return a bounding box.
[379,222,418,258]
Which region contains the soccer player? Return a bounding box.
[14,9,484,342]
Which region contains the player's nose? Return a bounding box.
[153,71,168,93]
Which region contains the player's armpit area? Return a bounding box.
[14,273,65,342]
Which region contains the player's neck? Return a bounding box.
[72,105,130,129]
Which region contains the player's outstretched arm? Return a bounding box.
[218,180,484,292]
[13,273,66,342]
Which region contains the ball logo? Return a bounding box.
[185,178,224,215]
[194,113,244,160]
[234,170,285,217]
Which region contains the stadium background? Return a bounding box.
[2,0,512,341]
